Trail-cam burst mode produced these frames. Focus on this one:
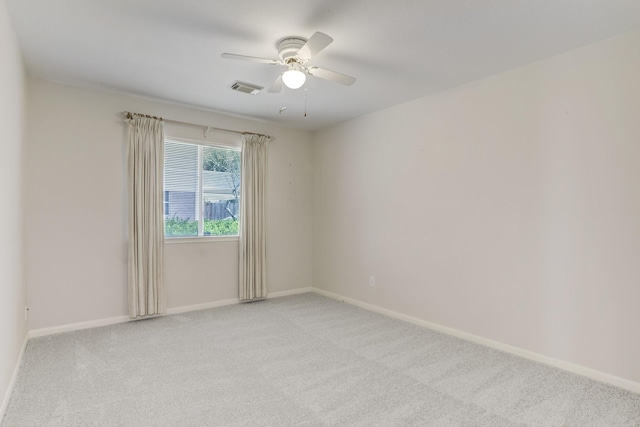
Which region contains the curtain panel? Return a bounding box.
[127,115,166,318]
[239,133,270,301]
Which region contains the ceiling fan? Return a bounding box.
[221,32,356,92]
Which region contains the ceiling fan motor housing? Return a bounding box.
[277,37,307,63]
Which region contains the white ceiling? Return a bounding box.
[7,0,640,131]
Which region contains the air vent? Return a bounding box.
[230,81,263,95]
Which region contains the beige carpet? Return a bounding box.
[2,293,639,426]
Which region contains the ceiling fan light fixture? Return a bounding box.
[282,66,306,89]
[222,32,356,93]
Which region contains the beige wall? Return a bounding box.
[0,0,27,413]
[24,78,313,330]
[313,30,640,383]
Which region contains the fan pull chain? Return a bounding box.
[279,86,287,114]
[304,88,308,117]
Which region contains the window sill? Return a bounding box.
[165,236,239,245]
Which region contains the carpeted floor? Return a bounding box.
[2,293,639,426]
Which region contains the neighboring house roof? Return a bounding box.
[203,170,238,201]
[165,169,238,200]
[164,140,239,201]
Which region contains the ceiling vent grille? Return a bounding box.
[230,81,263,95]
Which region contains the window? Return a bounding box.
[163,138,241,238]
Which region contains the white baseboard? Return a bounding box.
[28,287,313,338]
[268,287,312,298]
[28,314,131,339]
[166,297,239,315]
[311,288,640,394]
[0,334,28,422]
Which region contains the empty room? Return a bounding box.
[1,0,639,425]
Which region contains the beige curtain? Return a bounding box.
[127,115,166,318]
[239,133,270,301]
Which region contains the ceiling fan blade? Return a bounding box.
[268,75,283,93]
[221,53,279,65]
[307,67,356,86]
[297,32,333,60]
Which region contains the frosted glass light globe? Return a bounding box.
[282,69,306,89]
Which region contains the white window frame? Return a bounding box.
[163,136,241,244]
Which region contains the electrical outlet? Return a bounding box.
[24,305,29,321]
[369,276,376,287]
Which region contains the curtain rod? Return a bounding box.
[122,111,271,139]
